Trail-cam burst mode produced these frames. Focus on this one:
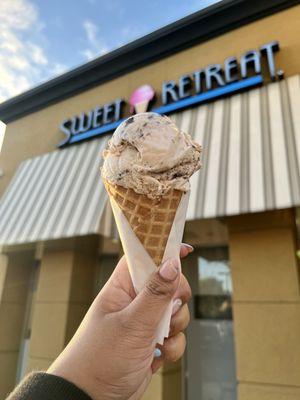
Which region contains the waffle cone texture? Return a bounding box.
[104,179,182,266]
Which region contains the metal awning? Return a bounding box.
[0,137,110,246]
[0,75,299,246]
[180,74,300,219]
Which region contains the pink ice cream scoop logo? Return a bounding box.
[129,84,155,114]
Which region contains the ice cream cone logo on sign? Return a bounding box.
[129,85,155,114]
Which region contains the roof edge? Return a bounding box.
[0,0,298,123]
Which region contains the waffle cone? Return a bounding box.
[104,179,182,266]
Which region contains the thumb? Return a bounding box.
[127,258,181,331]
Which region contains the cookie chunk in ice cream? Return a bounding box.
[102,112,201,199]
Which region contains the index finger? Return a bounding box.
[180,243,194,259]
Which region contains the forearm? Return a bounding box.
[6,372,92,400]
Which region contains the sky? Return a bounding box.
[0,0,222,104]
[0,0,222,151]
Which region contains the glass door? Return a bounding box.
[184,247,237,400]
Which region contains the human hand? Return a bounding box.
[48,244,193,400]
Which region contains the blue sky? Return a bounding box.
[0,0,221,103]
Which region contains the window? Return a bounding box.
[184,245,237,400]
[195,247,232,320]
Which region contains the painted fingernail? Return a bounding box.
[154,348,162,358]
[159,258,179,281]
[172,298,183,315]
[182,243,194,253]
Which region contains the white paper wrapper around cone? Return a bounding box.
[110,191,190,345]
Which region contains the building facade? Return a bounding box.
[0,1,299,399]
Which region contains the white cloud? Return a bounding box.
[51,62,68,77]
[0,0,48,102]
[81,19,108,61]
[28,42,48,65]
[0,0,68,104]
[0,0,37,30]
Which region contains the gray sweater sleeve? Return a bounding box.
[6,372,93,400]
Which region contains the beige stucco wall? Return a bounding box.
[143,361,182,400]
[26,236,98,374]
[0,251,34,398]
[228,210,300,400]
[0,5,300,196]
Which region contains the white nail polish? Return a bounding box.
[172,298,183,315]
[182,243,194,252]
[154,348,162,358]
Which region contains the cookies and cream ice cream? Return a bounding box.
[102,112,201,199]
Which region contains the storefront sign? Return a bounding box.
[58,40,282,147]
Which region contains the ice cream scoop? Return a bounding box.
[102,112,201,199]
[101,112,202,344]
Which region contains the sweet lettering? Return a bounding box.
[59,98,124,146]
